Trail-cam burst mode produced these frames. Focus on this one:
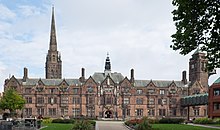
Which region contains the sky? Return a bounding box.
[0,0,219,92]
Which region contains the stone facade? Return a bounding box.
[3,7,209,120]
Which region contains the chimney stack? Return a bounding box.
[182,70,187,84]
[80,68,85,82]
[23,67,28,82]
[130,69,134,83]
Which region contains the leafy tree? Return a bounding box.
[170,0,220,71]
[0,88,25,116]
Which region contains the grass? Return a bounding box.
[41,123,73,130]
[152,124,220,130]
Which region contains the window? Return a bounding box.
[136,98,143,105]
[73,97,81,104]
[170,89,176,94]
[148,109,155,116]
[87,86,93,93]
[25,108,32,116]
[106,97,112,104]
[214,103,220,110]
[49,88,56,94]
[25,88,31,93]
[61,108,68,116]
[73,88,79,94]
[37,97,44,104]
[123,87,130,93]
[123,98,130,104]
[72,108,80,117]
[148,98,155,105]
[87,107,95,117]
[214,89,220,96]
[36,87,43,92]
[170,109,176,116]
[180,109,187,116]
[182,90,187,95]
[136,109,143,116]
[49,108,56,116]
[170,98,177,105]
[37,108,44,116]
[87,96,95,104]
[148,89,155,94]
[191,64,195,69]
[137,89,143,94]
[61,96,68,104]
[193,89,200,94]
[160,90,165,95]
[159,109,166,116]
[26,97,32,104]
[48,97,57,104]
[158,98,167,105]
[194,109,200,116]
[127,109,130,116]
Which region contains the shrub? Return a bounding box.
[159,118,185,124]
[213,118,220,124]
[52,118,75,124]
[135,117,152,130]
[42,118,52,124]
[72,120,92,130]
[193,117,213,124]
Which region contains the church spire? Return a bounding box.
[45,6,62,79]
[49,6,57,51]
[105,53,111,71]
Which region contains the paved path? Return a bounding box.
[96,121,129,130]
[187,123,220,129]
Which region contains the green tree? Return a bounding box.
[170,0,220,71]
[0,88,25,116]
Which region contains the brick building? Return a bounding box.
[208,79,220,118]
[3,8,209,120]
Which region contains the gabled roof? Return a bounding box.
[134,80,188,88]
[92,72,124,83]
[17,78,81,86]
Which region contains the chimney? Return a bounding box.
[23,67,28,82]
[79,68,85,82]
[182,70,187,84]
[130,69,134,83]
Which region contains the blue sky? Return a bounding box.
[0,0,219,92]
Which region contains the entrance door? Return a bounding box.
[105,110,112,118]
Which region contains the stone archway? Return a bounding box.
[105,110,112,118]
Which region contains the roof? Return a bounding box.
[214,77,220,84]
[183,93,208,99]
[17,78,81,86]
[92,72,124,83]
[134,80,188,87]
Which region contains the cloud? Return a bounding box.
[0,0,219,93]
[0,4,16,21]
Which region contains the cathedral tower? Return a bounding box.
[45,7,62,79]
[189,49,208,89]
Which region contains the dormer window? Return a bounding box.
[137,89,143,94]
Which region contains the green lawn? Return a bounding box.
[152,124,220,130]
[41,123,73,130]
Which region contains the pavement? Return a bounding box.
[96,121,129,130]
[187,123,220,129]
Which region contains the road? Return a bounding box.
[96,121,130,130]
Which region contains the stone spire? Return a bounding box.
[45,6,62,79]
[49,6,57,51]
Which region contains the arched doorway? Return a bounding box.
[105,110,112,118]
